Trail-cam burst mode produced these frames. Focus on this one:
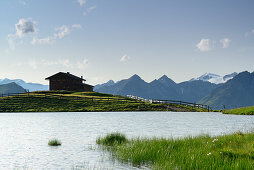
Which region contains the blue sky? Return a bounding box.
[0,0,254,85]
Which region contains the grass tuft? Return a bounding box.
[97,133,127,145]
[48,139,62,146]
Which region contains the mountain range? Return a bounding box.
[95,71,254,110]
[0,78,48,92]
[95,74,218,102]
[1,71,253,110]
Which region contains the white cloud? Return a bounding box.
[33,58,88,69]
[15,18,37,38]
[72,24,83,29]
[220,38,230,48]
[32,37,54,45]
[77,58,89,69]
[78,0,87,6]
[28,60,37,69]
[18,0,26,5]
[245,29,254,37]
[7,18,37,49]
[87,5,96,12]
[54,25,70,39]
[32,24,81,45]
[28,59,72,69]
[196,39,212,52]
[120,55,131,62]
[59,59,73,68]
[41,60,58,66]
[7,34,16,50]
[83,5,96,16]
[8,19,82,47]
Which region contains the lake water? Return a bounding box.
[0,112,254,169]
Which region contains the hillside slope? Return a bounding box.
[199,71,254,109]
[0,91,209,112]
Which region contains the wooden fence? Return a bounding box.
[151,99,210,111]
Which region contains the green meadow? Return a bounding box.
[97,132,254,169]
[223,106,254,115]
[0,91,208,112]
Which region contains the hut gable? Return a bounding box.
[45,72,93,91]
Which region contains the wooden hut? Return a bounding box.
[45,72,93,91]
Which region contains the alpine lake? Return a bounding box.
[0,111,254,169]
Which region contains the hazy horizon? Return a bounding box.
[1,0,254,85]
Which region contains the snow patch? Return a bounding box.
[190,72,237,84]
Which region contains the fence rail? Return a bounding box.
[151,99,210,111]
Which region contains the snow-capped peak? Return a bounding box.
[190,72,237,84]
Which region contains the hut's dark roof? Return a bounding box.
[45,72,86,81]
[83,83,94,88]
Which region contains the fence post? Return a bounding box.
[208,106,210,112]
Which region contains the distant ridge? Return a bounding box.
[0,82,26,94]
[94,80,115,91]
[0,78,48,92]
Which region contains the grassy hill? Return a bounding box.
[222,106,254,115]
[0,91,209,112]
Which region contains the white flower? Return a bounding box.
[212,139,218,143]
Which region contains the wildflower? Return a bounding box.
[212,138,218,143]
[207,152,211,156]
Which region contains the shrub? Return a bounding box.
[48,139,62,146]
[97,133,127,145]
